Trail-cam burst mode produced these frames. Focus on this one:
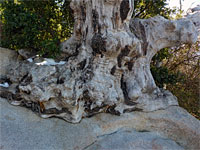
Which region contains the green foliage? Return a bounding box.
[134,0,172,19]
[151,66,179,88]
[1,1,39,50]
[39,38,61,57]
[0,0,73,58]
[150,48,179,88]
[152,48,172,62]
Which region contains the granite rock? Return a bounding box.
[1,97,199,150]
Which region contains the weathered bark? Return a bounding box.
[1,1,199,123]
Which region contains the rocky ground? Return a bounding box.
[1,97,199,150]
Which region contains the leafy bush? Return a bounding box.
[0,2,39,50]
[0,0,73,58]
[134,0,172,19]
[151,66,179,88]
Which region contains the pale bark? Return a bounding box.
[1,1,199,123]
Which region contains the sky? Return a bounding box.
[167,0,200,11]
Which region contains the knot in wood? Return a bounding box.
[120,0,130,22]
[91,33,106,54]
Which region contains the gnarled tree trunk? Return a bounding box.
[2,0,199,123]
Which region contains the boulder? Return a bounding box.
[0,47,18,78]
[85,130,184,150]
[1,97,199,150]
[17,49,37,60]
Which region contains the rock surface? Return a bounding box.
[0,47,18,78]
[1,97,199,150]
[85,130,184,150]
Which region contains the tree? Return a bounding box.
[1,0,199,123]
